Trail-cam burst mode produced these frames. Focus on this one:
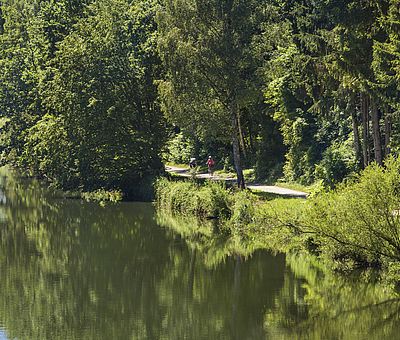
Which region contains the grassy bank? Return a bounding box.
[155,157,400,285]
[155,178,232,218]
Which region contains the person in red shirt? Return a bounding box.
[206,156,215,176]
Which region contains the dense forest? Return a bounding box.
[1,0,400,195]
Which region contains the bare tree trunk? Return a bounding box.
[236,111,247,160]
[0,5,4,35]
[384,111,392,157]
[231,109,245,189]
[361,92,370,168]
[248,124,255,154]
[349,93,361,166]
[370,97,383,165]
[367,111,371,162]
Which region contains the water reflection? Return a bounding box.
[0,169,284,339]
[264,253,400,339]
[0,171,170,339]
[0,168,399,339]
[157,212,400,339]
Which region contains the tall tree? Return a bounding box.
[157,0,266,188]
[31,0,166,194]
[0,0,166,197]
[0,0,91,163]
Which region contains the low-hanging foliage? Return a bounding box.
[246,158,400,275]
[81,189,123,203]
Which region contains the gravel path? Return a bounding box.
[165,166,308,198]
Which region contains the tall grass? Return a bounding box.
[155,178,231,218]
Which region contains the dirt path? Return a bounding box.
[165,165,308,198]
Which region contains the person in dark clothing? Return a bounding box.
[189,157,197,168]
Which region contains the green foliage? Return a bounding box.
[155,178,231,219]
[156,157,400,282]
[23,114,78,187]
[156,0,275,186]
[2,0,400,201]
[155,176,304,249]
[0,0,166,197]
[254,157,400,277]
[314,140,359,188]
[254,115,285,181]
[157,0,263,137]
[42,0,165,193]
[245,157,400,275]
[229,191,257,231]
[304,156,400,270]
[164,132,194,165]
[82,189,123,203]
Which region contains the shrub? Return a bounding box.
[155,178,231,218]
[164,133,195,165]
[304,156,400,270]
[314,140,359,189]
[156,158,400,281]
[229,191,257,231]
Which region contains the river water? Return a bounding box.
[0,168,399,339]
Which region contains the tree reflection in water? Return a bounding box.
[157,212,400,340]
[264,253,400,340]
[0,168,399,340]
[0,169,285,340]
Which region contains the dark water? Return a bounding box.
[0,169,399,340]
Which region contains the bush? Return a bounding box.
[155,178,231,218]
[314,140,359,189]
[229,191,257,231]
[156,158,400,282]
[304,156,400,270]
[164,133,195,165]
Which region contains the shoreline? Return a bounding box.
[155,163,400,288]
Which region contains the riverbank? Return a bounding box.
[156,158,400,286]
[165,165,308,198]
[1,163,157,203]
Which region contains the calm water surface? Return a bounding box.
[0,169,399,339]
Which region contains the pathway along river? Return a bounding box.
[0,168,399,339]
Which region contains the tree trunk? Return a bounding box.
[236,110,247,160]
[231,108,245,189]
[349,94,361,166]
[370,97,383,165]
[248,123,255,154]
[384,111,391,157]
[361,92,370,168]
